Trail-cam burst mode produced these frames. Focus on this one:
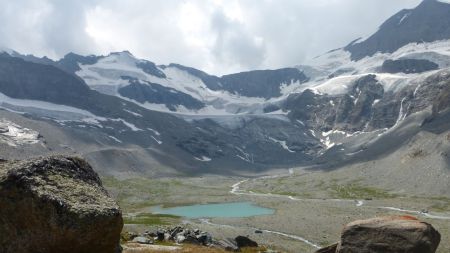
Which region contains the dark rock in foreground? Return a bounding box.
[316,216,441,253]
[235,235,258,248]
[0,155,123,253]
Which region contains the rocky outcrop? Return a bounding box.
[221,68,309,99]
[285,75,387,132]
[0,155,123,253]
[122,225,260,252]
[316,216,441,253]
[381,59,438,74]
[136,60,166,78]
[124,226,213,246]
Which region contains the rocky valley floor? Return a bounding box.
[104,165,450,253]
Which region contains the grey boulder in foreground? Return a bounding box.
[316,216,441,253]
[0,155,123,253]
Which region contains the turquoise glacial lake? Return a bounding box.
[151,202,274,218]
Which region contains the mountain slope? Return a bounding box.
[0,54,320,174]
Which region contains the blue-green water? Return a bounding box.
[151,202,274,218]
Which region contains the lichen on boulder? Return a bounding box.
[0,155,123,253]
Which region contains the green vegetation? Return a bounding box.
[123,213,180,226]
[430,202,450,212]
[153,240,177,246]
[428,196,450,212]
[317,239,334,248]
[240,247,269,253]
[329,183,395,199]
[101,176,233,213]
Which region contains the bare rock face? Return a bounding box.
[336,216,440,253]
[0,155,123,253]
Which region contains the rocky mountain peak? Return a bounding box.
[345,0,450,60]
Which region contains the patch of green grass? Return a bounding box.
[330,183,394,199]
[101,175,232,213]
[428,196,450,202]
[276,177,286,184]
[154,241,177,246]
[240,247,269,253]
[430,202,450,212]
[101,176,186,211]
[427,197,450,212]
[318,239,334,248]
[123,213,180,226]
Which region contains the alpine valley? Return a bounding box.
[0,0,449,252]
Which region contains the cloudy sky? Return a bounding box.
[0,0,422,75]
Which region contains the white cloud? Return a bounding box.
[0,0,422,75]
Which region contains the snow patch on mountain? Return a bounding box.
[293,40,450,96]
[0,92,151,133]
[235,147,254,163]
[108,135,122,143]
[398,12,411,25]
[195,156,212,162]
[268,136,295,153]
[0,120,40,146]
[306,72,415,95]
[110,118,143,131]
[307,39,450,75]
[123,109,142,117]
[147,127,161,136]
[320,136,335,149]
[151,136,162,145]
[0,92,105,122]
